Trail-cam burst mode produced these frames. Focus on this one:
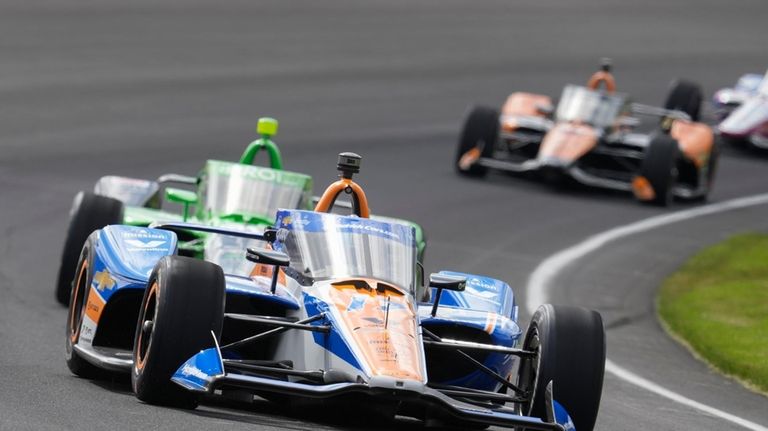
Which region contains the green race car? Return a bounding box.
[55,118,426,305]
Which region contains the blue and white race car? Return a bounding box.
[713,70,768,149]
[65,153,605,431]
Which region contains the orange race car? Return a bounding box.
[455,60,718,206]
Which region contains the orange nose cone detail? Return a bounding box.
[329,279,423,382]
[539,123,598,163]
[632,175,656,201]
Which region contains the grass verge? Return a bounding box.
[658,232,768,395]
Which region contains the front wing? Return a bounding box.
[172,347,574,431]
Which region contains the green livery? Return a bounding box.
[55,118,426,305]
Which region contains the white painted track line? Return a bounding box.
[525,193,768,431]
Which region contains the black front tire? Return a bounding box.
[518,305,605,431]
[640,134,680,206]
[664,80,703,122]
[132,256,225,409]
[455,105,499,177]
[56,192,124,305]
[64,235,108,379]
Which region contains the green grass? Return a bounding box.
[658,233,768,395]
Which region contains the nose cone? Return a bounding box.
[719,97,768,137]
[538,123,598,164]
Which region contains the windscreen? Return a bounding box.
[273,210,417,292]
[200,161,311,223]
[556,85,625,128]
[204,228,268,276]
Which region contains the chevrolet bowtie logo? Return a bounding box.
[93,270,116,292]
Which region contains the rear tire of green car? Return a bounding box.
[56,192,124,306]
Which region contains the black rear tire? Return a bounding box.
[640,134,680,206]
[518,305,605,431]
[455,105,499,177]
[697,138,720,202]
[664,80,703,122]
[56,192,124,305]
[64,235,109,379]
[132,256,225,409]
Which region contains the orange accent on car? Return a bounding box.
[501,117,518,132]
[84,288,105,324]
[249,263,287,287]
[328,279,423,382]
[587,71,616,93]
[632,176,656,201]
[314,178,370,218]
[458,147,482,171]
[501,93,553,117]
[670,120,714,167]
[484,313,497,334]
[538,123,598,162]
[135,282,158,371]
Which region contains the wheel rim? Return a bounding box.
[68,260,88,343]
[135,282,158,371]
[519,327,542,416]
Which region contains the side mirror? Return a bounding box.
[165,188,198,221]
[246,248,290,294]
[246,248,290,267]
[429,273,466,291]
[428,273,467,317]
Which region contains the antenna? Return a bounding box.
[337,152,362,179]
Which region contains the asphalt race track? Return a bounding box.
[1,1,767,430]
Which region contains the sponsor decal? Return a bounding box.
[86,301,101,317]
[469,277,499,292]
[180,364,211,382]
[336,222,401,240]
[93,270,116,292]
[122,231,169,252]
[125,239,167,249]
[81,325,94,340]
[210,161,309,187]
[122,229,167,240]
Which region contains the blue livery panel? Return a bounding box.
[430,271,516,319]
[98,225,178,282]
[172,347,224,392]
